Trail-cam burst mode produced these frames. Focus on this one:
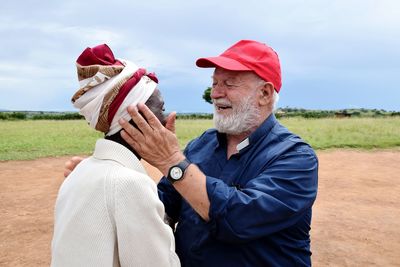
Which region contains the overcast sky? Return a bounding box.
[0,0,399,113]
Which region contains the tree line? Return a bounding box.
[2,86,398,121]
[0,112,83,120]
[1,108,399,121]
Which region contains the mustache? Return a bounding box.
[213,99,231,106]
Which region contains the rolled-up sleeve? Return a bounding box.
[206,149,318,243]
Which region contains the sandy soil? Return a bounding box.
[1,150,399,266]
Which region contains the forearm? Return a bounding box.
[170,163,210,221]
[155,150,210,221]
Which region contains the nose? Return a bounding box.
[210,85,226,100]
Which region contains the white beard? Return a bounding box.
[213,93,261,135]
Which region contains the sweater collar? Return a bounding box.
[93,139,147,175]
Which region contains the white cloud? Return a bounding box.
[0,17,125,45]
[1,0,400,111]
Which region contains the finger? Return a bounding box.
[126,105,154,134]
[64,159,74,177]
[63,156,84,177]
[71,156,84,165]
[120,130,141,151]
[64,160,74,172]
[165,112,176,133]
[63,169,72,178]
[119,117,145,140]
[65,159,73,168]
[119,118,145,151]
[137,103,163,130]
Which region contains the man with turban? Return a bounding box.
[51,44,180,267]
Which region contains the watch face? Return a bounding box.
[170,166,183,180]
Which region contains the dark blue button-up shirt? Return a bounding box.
[158,114,318,267]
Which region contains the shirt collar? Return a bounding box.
[246,113,277,149]
[216,131,227,149]
[93,139,147,175]
[215,113,278,153]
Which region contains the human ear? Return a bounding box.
[258,82,274,106]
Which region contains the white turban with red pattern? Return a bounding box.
[72,44,158,136]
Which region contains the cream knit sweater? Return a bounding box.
[51,139,180,267]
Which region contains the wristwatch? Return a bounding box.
[167,158,191,184]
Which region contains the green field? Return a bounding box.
[1,117,399,160]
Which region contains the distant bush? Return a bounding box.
[202,87,212,104]
[0,113,8,120]
[177,113,213,120]
[373,111,385,117]
[301,112,332,119]
[31,113,84,120]
[276,110,334,119]
[0,112,83,120]
[1,108,399,121]
[391,112,400,117]
[0,112,27,120]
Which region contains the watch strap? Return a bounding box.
[167,158,191,184]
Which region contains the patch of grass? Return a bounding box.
[0,120,102,161]
[281,117,400,149]
[176,119,213,148]
[0,119,213,161]
[0,117,399,161]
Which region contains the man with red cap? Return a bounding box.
[66,40,318,266]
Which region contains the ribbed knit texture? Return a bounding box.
[51,139,180,267]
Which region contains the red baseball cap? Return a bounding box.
[196,40,282,92]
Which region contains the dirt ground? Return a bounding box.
[1,150,399,266]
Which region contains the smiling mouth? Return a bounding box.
[215,105,232,111]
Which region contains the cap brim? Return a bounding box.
[196,56,251,71]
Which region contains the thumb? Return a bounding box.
[165,112,176,133]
